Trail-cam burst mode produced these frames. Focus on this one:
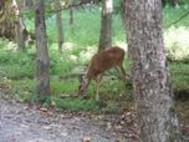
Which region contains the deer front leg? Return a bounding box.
[117,65,131,81]
[94,74,103,101]
[116,66,126,81]
[116,66,132,90]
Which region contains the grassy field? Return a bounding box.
[0,5,189,112]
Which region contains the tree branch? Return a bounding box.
[47,0,99,14]
[165,10,189,28]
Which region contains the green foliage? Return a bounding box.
[47,8,102,46]
[113,0,122,15]
[51,79,79,95]
[163,5,189,28]
[52,97,99,111]
[25,7,125,47]
[11,79,36,102]
[164,27,189,61]
[163,0,189,6]
[0,5,189,112]
[170,62,189,89]
[163,6,189,61]
[0,48,35,79]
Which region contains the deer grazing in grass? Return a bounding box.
[78,46,127,101]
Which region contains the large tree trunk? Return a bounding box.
[54,0,64,52]
[124,0,182,142]
[98,0,113,51]
[0,0,28,50]
[35,0,50,99]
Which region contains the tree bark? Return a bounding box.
[124,0,182,142]
[35,0,50,99]
[171,0,179,8]
[0,0,28,50]
[0,0,16,40]
[14,0,27,50]
[98,0,113,51]
[24,0,33,9]
[162,0,166,7]
[69,7,74,25]
[54,0,64,52]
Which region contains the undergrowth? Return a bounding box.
[0,6,189,112]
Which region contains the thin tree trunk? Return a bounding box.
[56,11,64,52]
[69,7,74,25]
[55,0,64,52]
[35,0,50,99]
[124,0,182,141]
[14,0,27,50]
[24,0,33,9]
[98,0,113,51]
[162,0,166,7]
[15,18,27,50]
[171,0,179,8]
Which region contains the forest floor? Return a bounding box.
[0,96,137,142]
[0,91,188,142]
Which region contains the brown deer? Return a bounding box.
[78,46,127,101]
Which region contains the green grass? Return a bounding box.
[170,62,189,93]
[0,50,35,79]
[0,6,189,112]
[163,5,189,28]
[51,97,99,111]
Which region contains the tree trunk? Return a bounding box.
[0,0,16,40]
[124,0,182,142]
[98,0,113,51]
[35,0,50,99]
[162,0,166,7]
[69,7,74,25]
[24,0,33,9]
[54,0,64,52]
[171,0,179,8]
[14,0,27,50]
[0,0,28,50]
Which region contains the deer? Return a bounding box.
[78,46,127,101]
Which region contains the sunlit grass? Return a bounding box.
[164,27,189,61]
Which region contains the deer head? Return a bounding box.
[78,76,90,97]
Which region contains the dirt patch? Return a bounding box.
[0,92,188,142]
[0,98,118,142]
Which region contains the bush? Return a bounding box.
[164,27,189,61]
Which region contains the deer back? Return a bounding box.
[86,46,125,80]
